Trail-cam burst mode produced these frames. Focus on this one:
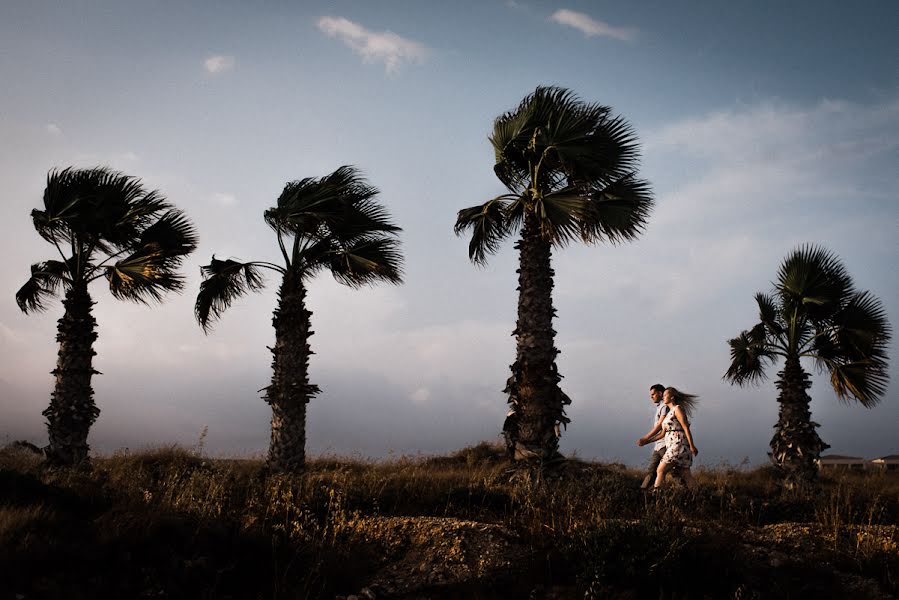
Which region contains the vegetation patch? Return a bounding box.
[1,444,897,599]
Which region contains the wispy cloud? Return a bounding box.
[316,16,428,74]
[45,123,63,136]
[549,9,636,41]
[211,192,237,206]
[554,95,899,327]
[204,55,235,74]
[645,98,899,164]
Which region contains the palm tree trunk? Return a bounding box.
[770,355,829,485]
[43,281,100,467]
[503,211,570,464]
[265,271,320,472]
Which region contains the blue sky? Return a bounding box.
[1,1,896,466]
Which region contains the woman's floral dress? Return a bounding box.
[661,409,692,468]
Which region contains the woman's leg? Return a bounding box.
[654,461,673,489]
[642,447,665,489]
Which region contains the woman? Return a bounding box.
[637,387,699,489]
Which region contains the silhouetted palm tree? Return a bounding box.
[725,245,891,485]
[455,87,653,465]
[195,166,403,472]
[16,167,198,466]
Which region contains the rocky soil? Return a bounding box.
[337,518,898,599]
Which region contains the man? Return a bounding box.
[637,384,669,489]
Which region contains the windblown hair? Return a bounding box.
[665,387,699,420]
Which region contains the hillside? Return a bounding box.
[1,443,897,599]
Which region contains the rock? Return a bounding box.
[342,516,534,597]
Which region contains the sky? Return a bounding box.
[1,0,897,467]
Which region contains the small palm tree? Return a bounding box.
[195,166,403,472]
[725,245,891,485]
[455,87,653,465]
[16,167,198,466]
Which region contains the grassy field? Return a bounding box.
[1,442,897,599]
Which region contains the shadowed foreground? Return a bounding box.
[1,443,897,599]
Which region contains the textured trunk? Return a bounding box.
[43,281,99,467]
[265,272,319,472]
[770,355,828,486]
[502,211,570,464]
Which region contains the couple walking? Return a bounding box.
[636,384,699,490]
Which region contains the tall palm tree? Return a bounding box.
[725,245,891,485]
[16,167,198,467]
[454,87,653,465]
[195,166,403,472]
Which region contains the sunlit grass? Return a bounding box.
[0,442,896,599]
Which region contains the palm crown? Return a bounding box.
[16,167,198,312]
[195,166,403,330]
[455,86,652,263]
[725,245,891,407]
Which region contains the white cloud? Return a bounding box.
[316,16,428,75]
[211,192,237,206]
[549,9,636,41]
[121,151,139,162]
[410,387,431,405]
[204,55,235,74]
[645,98,899,162]
[556,95,899,326]
[45,123,63,136]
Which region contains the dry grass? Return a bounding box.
[1,442,897,599]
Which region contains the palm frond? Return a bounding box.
[329,236,404,287]
[105,247,186,304]
[578,175,653,244]
[827,360,888,408]
[268,166,364,236]
[832,291,891,362]
[454,197,513,265]
[103,207,198,304]
[754,292,784,336]
[15,260,71,313]
[534,192,587,246]
[331,196,402,243]
[34,167,100,243]
[489,88,568,191]
[724,325,775,385]
[776,244,853,322]
[553,111,639,186]
[109,189,174,251]
[504,195,527,236]
[34,167,172,258]
[816,290,891,406]
[132,209,199,265]
[195,258,268,332]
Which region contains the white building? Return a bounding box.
[816,454,867,471]
[870,455,899,472]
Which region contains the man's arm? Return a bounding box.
[636,418,664,446]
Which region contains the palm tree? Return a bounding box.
[195,166,403,472]
[724,245,891,485]
[16,167,198,467]
[454,87,653,465]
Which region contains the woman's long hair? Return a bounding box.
[665,387,699,420]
